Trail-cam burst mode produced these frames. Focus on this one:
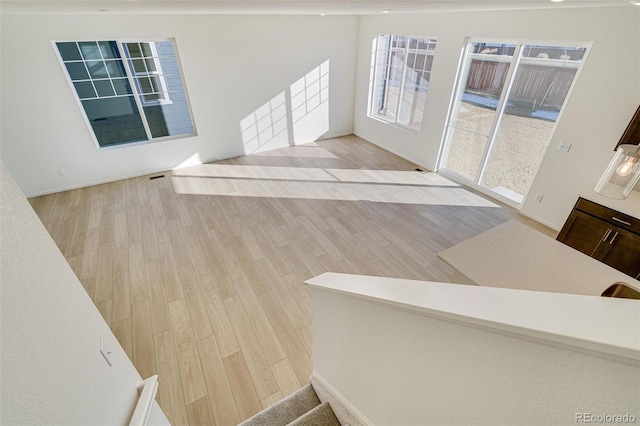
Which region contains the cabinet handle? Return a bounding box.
[601,228,612,242]
[609,231,619,245]
[611,217,632,226]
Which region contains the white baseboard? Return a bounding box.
[352,132,434,173]
[311,371,374,426]
[25,132,353,198]
[24,156,220,198]
[517,209,562,232]
[316,131,354,142]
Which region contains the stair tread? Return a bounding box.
[239,385,321,426]
[287,402,341,426]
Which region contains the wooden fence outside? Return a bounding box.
[466,59,577,111]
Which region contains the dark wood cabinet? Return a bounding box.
[557,210,612,257]
[558,198,640,279]
[596,227,640,277]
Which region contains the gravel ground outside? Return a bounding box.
[442,101,556,199]
[372,87,556,201]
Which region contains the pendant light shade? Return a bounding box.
[594,144,640,199]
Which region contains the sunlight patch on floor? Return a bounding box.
[172,164,460,187]
[171,174,499,207]
[172,163,335,181]
[253,144,339,159]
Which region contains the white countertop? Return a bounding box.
[438,220,640,297]
[306,272,640,365]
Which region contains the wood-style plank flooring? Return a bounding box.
[29,135,551,425]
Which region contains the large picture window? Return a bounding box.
[55,39,195,148]
[369,34,437,131]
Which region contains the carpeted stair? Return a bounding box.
[238,381,342,426]
[289,402,340,426]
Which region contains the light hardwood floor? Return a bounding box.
[29,135,552,425]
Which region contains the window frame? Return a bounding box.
[368,34,438,133]
[437,37,592,207]
[124,42,173,107]
[53,38,196,151]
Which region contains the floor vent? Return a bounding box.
[149,175,165,180]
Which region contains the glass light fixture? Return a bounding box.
[594,144,640,199]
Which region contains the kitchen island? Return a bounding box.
[438,219,640,297]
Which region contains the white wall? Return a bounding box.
[311,280,640,425]
[0,14,358,196]
[3,8,638,227]
[353,6,640,229]
[0,162,143,424]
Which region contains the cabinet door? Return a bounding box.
[557,210,613,257]
[595,227,640,279]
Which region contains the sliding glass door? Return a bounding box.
[439,40,588,205]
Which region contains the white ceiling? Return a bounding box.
[0,0,635,15]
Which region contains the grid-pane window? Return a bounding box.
[55,39,195,148]
[370,34,437,131]
[124,42,171,105]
